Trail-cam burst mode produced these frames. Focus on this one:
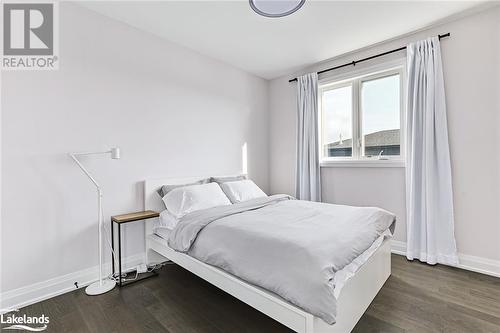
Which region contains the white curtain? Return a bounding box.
[406,37,458,265]
[296,73,321,202]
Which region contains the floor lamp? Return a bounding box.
[69,147,120,295]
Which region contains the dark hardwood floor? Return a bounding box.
[3,255,499,333]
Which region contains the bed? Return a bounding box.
[144,176,393,333]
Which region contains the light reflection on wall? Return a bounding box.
[242,142,248,175]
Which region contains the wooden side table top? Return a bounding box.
[111,210,159,224]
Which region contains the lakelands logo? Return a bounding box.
[1,309,49,331]
[1,1,59,70]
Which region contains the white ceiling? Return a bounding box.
[77,1,486,79]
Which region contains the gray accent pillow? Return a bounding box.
[210,174,248,184]
[157,178,211,199]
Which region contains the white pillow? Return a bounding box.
[220,180,267,204]
[158,209,179,230]
[162,182,231,218]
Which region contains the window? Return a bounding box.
[319,66,404,165]
[322,85,352,157]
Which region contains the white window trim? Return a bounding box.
[320,160,405,168]
[318,58,407,168]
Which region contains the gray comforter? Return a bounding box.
[168,195,395,324]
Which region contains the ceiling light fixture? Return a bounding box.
[249,0,305,18]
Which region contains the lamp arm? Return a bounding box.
[69,153,101,189]
[71,150,112,156]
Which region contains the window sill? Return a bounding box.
[320,160,405,168]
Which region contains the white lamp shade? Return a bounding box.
[111,147,120,159]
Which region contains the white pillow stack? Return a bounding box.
[159,177,268,226]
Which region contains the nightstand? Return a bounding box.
[111,210,160,286]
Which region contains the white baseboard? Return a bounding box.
[390,240,407,256]
[390,240,500,278]
[457,254,500,278]
[0,253,144,312]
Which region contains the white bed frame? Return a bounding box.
[144,176,391,333]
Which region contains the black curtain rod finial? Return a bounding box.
[289,32,451,83]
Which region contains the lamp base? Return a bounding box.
[85,279,116,296]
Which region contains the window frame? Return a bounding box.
[318,59,406,168]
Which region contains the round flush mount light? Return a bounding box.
[249,0,305,18]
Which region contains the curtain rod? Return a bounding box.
[288,33,451,83]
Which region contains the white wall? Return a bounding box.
[1,3,269,294]
[269,7,500,261]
